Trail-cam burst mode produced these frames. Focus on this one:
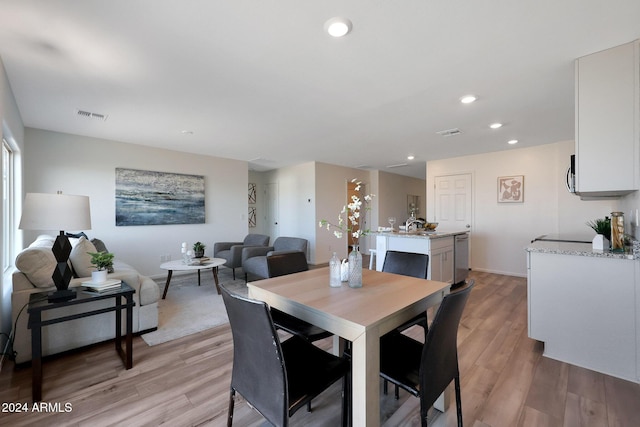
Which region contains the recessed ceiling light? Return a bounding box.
[490,123,503,129]
[324,17,352,37]
[181,130,194,135]
[460,95,476,104]
[508,139,518,145]
[407,155,415,160]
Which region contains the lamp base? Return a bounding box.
[48,289,76,303]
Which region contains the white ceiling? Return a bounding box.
[1,1,639,180]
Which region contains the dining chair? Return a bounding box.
[379,279,474,427]
[382,250,430,336]
[267,252,333,343]
[220,285,350,427]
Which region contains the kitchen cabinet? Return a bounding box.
[375,232,460,284]
[430,238,454,284]
[575,40,639,196]
[527,242,639,383]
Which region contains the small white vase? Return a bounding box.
[592,234,609,251]
[92,270,108,283]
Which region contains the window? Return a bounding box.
[2,139,13,272]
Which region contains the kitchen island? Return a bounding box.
[526,240,640,383]
[375,230,468,284]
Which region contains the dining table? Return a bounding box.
[247,266,451,427]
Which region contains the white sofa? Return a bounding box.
[11,235,159,364]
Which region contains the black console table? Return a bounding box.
[27,283,136,402]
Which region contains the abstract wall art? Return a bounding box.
[498,175,524,203]
[115,168,205,226]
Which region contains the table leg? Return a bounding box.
[198,269,201,286]
[31,312,42,402]
[212,267,221,294]
[125,294,133,369]
[162,270,174,299]
[351,328,380,426]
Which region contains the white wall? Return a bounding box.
[262,162,317,260]
[377,171,426,227]
[23,128,249,277]
[0,57,25,342]
[427,140,618,277]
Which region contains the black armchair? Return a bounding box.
[220,285,350,427]
[380,280,474,426]
[242,236,308,281]
[213,234,269,279]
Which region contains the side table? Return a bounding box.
[27,283,135,402]
[160,258,226,299]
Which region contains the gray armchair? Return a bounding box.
[241,236,309,281]
[213,234,270,279]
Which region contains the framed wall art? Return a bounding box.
[115,168,205,226]
[248,206,257,228]
[498,175,524,203]
[248,183,256,204]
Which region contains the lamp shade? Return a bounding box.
[19,192,92,231]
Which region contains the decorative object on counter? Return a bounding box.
[329,252,341,287]
[387,216,396,230]
[193,241,206,258]
[497,175,524,203]
[88,251,115,283]
[319,179,374,288]
[611,211,625,252]
[340,259,349,282]
[587,217,611,250]
[407,195,419,216]
[348,245,363,288]
[424,221,438,231]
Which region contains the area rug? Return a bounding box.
[141,268,247,346]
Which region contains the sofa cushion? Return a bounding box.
[14,246,56,288]
[91,238,109,253]
[69,236,98,277]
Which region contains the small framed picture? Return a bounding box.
[498,175,524,203]
[248,183,257,204]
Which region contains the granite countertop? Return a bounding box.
[526,240,638,260]
[375,230,468,239]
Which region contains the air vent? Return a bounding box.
[386,163,408,169]
[76,109,108,121]
[436,128,461,137]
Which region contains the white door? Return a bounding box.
[265,182,279,241]
[434,173,472,232]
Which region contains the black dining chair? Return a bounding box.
[220,285,350,427]
[379,280,474,427]
[382,250,430,336]
[266,252,333,343]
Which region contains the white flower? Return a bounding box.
[319,180,375,246]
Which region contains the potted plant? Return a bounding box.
[88,251,115,283]
[587,217,611,250]
[193,241,206,258]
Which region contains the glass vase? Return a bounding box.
[348,245,363,288]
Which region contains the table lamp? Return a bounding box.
[19,192,92,302]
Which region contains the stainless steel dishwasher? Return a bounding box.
[454,233,469,285]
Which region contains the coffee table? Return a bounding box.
[160,258,226,299]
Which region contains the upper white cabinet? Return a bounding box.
[575,40,639,196]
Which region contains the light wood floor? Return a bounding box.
[1,271,639,426]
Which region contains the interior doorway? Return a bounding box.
[434,173,472,232]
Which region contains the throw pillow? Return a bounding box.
[91,238,108,253]
[15,247,56,288]
[69,236,98,278]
